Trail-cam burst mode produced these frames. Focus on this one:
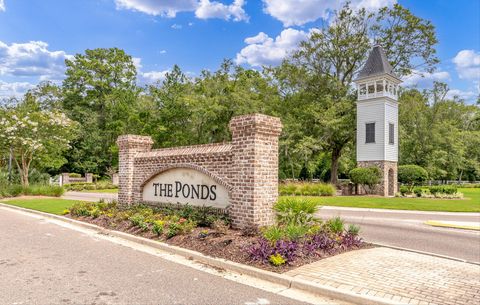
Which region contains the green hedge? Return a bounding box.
[279,182,336,196]
[0,185,64,198]
[64,181,118,191]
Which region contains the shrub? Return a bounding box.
[69,173,82,178]
[211,219,229,234]
[262,226,285,245]
[349,167,381,194]
[398,165,428,191]
[347,224,360,236]
[399,185,409,195]
[247,238,273,263]
[152,220,164,236]
[24,185,64,197]
[326,217,344,234]
[284,224,308,241]
[279,182,335,196]
[413,187,424,197]
[274,198,320,226]
[167,222,181,238]
[69,201,96,217]
[269,253,286,266]
[303,233,335,254]
[341,233,363,249]
[129,213,145,227]
[429,185,457,196]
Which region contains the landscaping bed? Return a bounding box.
[65,199,368,273]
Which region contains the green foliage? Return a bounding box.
[347,224,360,236]
[269,253,286,266]
[274,198,320,226]
[429,185,457,195]
[63,182,117,191]
[167,222,181,238]
[349,167,381,193]
[262,226,285,245]
[398,165,428,191]
[279,182,336,196]
[69,173,82,178]
[0,184,64,198]
[129,213,145,227]
[284,224,309,241]
[326,217,345,234]
[152,220,165,236]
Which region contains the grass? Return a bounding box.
[1,198,80,215]
[80,189,118,193]
[281,188,480,212]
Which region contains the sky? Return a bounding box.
[0,0,479,103]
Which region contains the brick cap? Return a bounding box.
[229,113,282,136]
[117,134,154,146]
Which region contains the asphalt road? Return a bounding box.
[65,192,480,264]
[0,207,333,305]
[317,207,480,263]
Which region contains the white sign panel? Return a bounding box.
[142,168,229,209]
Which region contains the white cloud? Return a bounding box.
[0,81,35,99]
[141,70,169,83]
[171,23,183,29]
[195,0,248,21]
[115,0,248,21]
[114,0,197,17]
[402,70,451,87]
[159,50,167,54]
[0,40,72,80]
[236,28,309,67]
[453,49,480,80]
[262,0,395,26]
[445,88,478,102]
[0,0,5,12]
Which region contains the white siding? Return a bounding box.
[384,102,398,161]
[356,100,385,161]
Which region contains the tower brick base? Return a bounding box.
[357,161,398,197]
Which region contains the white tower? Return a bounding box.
[354,45,402,196]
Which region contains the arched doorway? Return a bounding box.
[388,168,394,196]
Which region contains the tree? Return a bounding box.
[62,48,140,174]
[0,97,77,186]
[349,167,381,194]
[274,3,439,184]
[398,165,428,191]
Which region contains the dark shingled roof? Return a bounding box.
[356,45,398,80]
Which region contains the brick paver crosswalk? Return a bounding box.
[287,248,480,305]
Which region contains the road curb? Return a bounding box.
[371,242,480,265]
[0,202,409,305]
[424,220,480,231]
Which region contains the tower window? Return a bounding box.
[389,123,394,144]
[366,123,375,143]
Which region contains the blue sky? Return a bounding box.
[0,0,479,103]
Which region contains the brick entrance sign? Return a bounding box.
[117,113,282,229]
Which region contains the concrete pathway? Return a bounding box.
[287,248,480,305]
[63,191,117,202]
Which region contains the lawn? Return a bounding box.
[80,189,118,193]
[281,188,480,212]
[1,198,80,215]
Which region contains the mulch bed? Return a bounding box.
[70,214,369,273]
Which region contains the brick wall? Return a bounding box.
[117,113,282,228]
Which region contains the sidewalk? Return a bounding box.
[287,248,480,305]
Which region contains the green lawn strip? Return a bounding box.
[281,188,480,212]
[1,198,80,215]
[79,189,118,193]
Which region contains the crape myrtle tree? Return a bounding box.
[62,48,140,174]
[273,3,438,183]
[0,95,77,187]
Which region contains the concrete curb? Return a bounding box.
[0,202,406,305]
[371,242,480,265]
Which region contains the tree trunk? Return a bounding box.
[330,147,341,185]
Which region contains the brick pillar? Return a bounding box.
[85,173,93,183]
[61,173,70,186]
[228,114,283,229]
[116,135,153,205]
